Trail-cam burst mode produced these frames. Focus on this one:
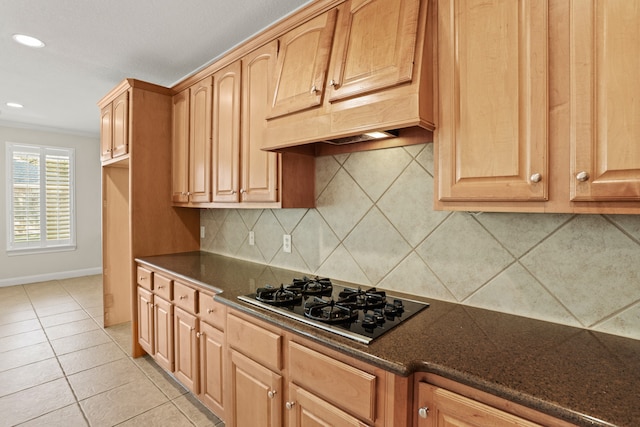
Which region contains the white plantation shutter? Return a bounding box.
[6,143,75,252]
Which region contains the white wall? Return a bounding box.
[0,125,102,286]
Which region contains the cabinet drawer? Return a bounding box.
[173,281,197,313]
[289,341,376,423]
[199,293,226,330]
[154,273,173,301]
[136,266,153,291]
[227,313,281,372]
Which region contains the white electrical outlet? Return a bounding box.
[249,231,255,246]
[200,226,205,239]
[283,234,292,253]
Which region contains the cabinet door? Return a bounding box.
[287,384,364,427]
[436,0,548,202]
[242,42,279,203]
[327,0,419,102]
[229,350,282,427]
[212,62,242,203]
[268,10,338,118]
[100,103,113,161]
[174,306,199,393]
[172,89,190,203]
[416,382,541,427]
[570,1,640,201]
[153,296,174,372]
[189,77,213,203]
[199,321,225,416]
[137,287,154,355]
[111,90,129,159]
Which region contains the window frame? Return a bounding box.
[5,142,77,255]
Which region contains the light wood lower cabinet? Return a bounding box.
[174,306,199,394]
[153,295,174,372]
[414,375,576,427]
[287,383,364,427]
[198,321,225,415]
[230,349,283,427]
[136,287,154,355]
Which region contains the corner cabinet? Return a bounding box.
[99,79,200,333]
[263,0,434,151]
[435,0,640,213]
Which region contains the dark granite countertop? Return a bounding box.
[136,251,640,427]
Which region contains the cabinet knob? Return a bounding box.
[157,285,163,289]
[140,277,146,280]
[329,79,338,87]
[196,331,204,338]
[239,188,245,194]
[207,308,214,314]
[179,295,187,300]
[576,171,590,182]
[418,406,429,419]
[231,190,237,195]
[530,173,542,183]
[285,401,296,410]
[310,85,318,94]
[267,390,277,399]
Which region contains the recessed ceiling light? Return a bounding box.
[12,34,45,48]
[6,102,24,109]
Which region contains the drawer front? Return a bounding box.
[199,293,226,330]
[173,281,197,313]
[136,266,153,290]
[227,313,281,372]
[289,341,376,423]
[154,274,173,301]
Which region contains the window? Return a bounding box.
[5,142,76,254]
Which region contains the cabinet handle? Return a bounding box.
[329,79,338,87]
[530,173,542,183]
[267,390,277,399]
[207,308,214,314]
[239,188,245,194]
[179,295,187,300]
[285,401,296,410]
[140,277,146,280]
[157,285,164,289]
[310,85,318,94]
[418,406,429,419]
[196,331,204,338]
[231,190,237,195]
[576,171,590,182]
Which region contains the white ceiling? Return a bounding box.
[0,0,311,137]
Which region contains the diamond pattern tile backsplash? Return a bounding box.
[201,144,640,340]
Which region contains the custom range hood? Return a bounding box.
[261,0,435,154]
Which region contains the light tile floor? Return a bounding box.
[0,275,225,427]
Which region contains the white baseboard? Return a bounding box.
[0,267,103,287]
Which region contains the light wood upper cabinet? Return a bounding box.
[189,77,213,203]
[212,62,242,203]
[100,90,129,163]
[269,9,338,119]
[242,43,279,204]
[327,0,420,102]
[570,1,640,202]
[172,89,190,203]
[436,0,548,203]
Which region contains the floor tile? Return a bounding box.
[0,329,47,352]
[44,318,100,341]
[116,401,195,427]
[58,341,127,375]
[34,301,83,317]
[80,378,168,427]
[40,310,90,328]
[0,318,41,338]
[173,393,224,426]
[68,358,146,400]
[104,322,133,353]
[17,403,88,427]
[0,309,37,327]
[133,354,188,399]
[0,358,64,398]
[0,342,54,372]
[50,329,112,355]
[0,378,76,427]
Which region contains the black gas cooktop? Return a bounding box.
[238,276,429,344]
